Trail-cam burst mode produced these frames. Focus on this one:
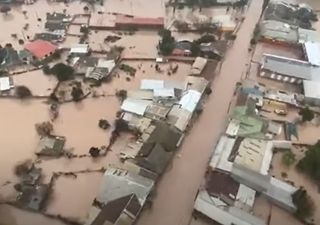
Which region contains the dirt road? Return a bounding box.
[137,1,264,225]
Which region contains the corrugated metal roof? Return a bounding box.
[236,184,256,208]
[304,42,320,66]
[121,98,152,116]
[179,90,201,113]
[262,53,318,80]
[153,88,175,97]
[140,79,164,90]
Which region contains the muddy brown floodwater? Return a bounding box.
[137,1,263,225]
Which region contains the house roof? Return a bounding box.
[303,80,320,99]
[191,57,207,75]
[34,33,63,42]
[140,79,164,90]
[261,53,320,80]
[35,135,65,157]
[303,42,320,66]
[70,44,89,54]
[179,90,201,113]
[0,76,12,91]
[25,40,57,59]
[135,142,173,175]
[121,98,152,116]
[0,47,23,67]
[96,167,154,205]
[90,194,141,225]
[45,22,67,31]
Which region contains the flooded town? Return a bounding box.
[1,0,320,225]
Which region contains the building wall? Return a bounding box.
[304,96,320,106]
[259,68,302,84]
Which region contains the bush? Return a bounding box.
[282,151,296,167]
[71,86,84,102]
[299,107,314,122]
[116,89,127,101]
[51,63,74,82]
[292,188,314,220]
[42,65,51,75]
[297,141,320,180]
[15,85,32,98]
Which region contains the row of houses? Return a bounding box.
[83,62,211,225]
[193,80,298,225]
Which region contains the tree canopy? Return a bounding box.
[15,86,32,98]
[158,29,175,56]
[292,188,314,220]
[282,150,296,167]
[51,63,74,82]
[299,107,314,122]
[296,141,320,180]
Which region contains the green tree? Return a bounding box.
[292,188,314,220]
[158,29,175,56]
[282,151,296,167]
[71,86,84,102]
[51,63,74,82]
[299,107,314,122]
[296,141,320,180]
[15,86,32,98]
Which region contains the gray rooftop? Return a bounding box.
[96,167,154,205]
[261,54,320,80]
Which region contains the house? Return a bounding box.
[259,54,320,84]
[212,15,237,32]
[89,13,116,30]
[193,170,265,225]
[0,47,23,70]
[85,167,154,225]
[259,20,299,45]
[0,76,14,92]
[172,40,192,56]
[121,98,152,116]
[123,122,182,179]
[85,59,115,82]
[34,32,63,43]
[303,80,320,106]
[115,15,164,30]
[302,41,320,66]
[72,56,100,75]
[190,57,207,76]
[24,40,58,61]
[16,183,51,211]
[199,42,223,60]
[89,194,142,225]
[46,12,72,23]
[35,135,66,157]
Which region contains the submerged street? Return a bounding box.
[138,1,264,224]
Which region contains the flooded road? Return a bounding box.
[137,1,263,225]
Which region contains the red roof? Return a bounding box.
[25,40,58,59]
[115,15,164,26]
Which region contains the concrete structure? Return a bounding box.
[260,54,320,83]
[115,15,164,30]
[303,80,320,106]
[35,135,66,157]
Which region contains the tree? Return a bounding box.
[51,63,74,81]
[299,107,314,122]
[158,29,175,56]
[116,89,127,102]
[42,65,51,75]
[297,141,320,180]
[282,151,296,167]
[35,121,53,136]
[292,188,314,220]
[174,20,189,32]
[15,86,32,98]
[99,119,110,130]
[83,6,89,12]
[71,86,84,102]
[0,5,11,15]
[89,147,100,157]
